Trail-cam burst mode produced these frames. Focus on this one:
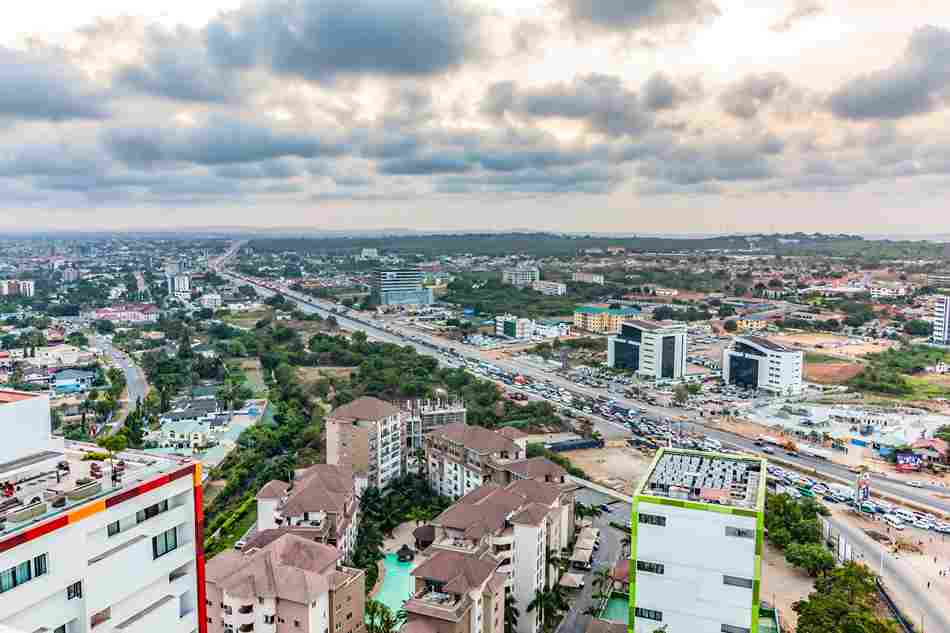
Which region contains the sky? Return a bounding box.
[2,0,950,234]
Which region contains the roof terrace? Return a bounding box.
[638,448,765,511]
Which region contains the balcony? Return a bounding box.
[238,605,254,615]
[433,537,477,553]
[404,589,471,622]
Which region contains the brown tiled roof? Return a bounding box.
[429,422,518,454]
[434,486,525,539]
[243,527,329,551]
[581,617,628,633]
[412,550,497,593]
[328,396,399,422]
[256,480,289,500]
[208,534,341,604]
[280,464,355,516]
[510,502,549,526]
[497,426,528,440]
[505,478,563,505]
[503,457,566,480]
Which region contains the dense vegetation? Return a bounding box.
[765,493,835,577]
[793,563,899,633]
[443,276,614,318]
[849,345,950,397]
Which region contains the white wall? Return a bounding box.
[512,522,545,633]
[634,502,758,633]
[0,395,52,464]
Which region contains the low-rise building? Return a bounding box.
[531,280,567,296]
[734,315,771,332]
[51,369,95,394]
[200,293,222,309]
[572,272,605,285]
[722,335,803,395]
[205,532,365,633]
[86,303,160,324]
[495,314,534,340]
[255,463,363,559]
[573,305,640,334]
[501,267,540,287]
[870,283,910,299]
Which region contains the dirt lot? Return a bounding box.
[223,308,273,329]
[761,543,815,629]
[297,366,356,381]
[771,332,895,358]
[805,361,864,385]
[237,358,267,394]
[561,446,655,496]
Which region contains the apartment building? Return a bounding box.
[0,389,204,633]
[869,282,910,299]
[572,272,605,285]
[722,336,803,395]
[932,295,950,345]
[607,320,687,381]
[631,448,765,633]
[200,294,222,309]
[927,273,950,290]
[404,400,467,472]
[501,267,540,287]
[402,550,506,633]
[530,281,567,297]
[573,306,640,334]
[373,268,433,306]
[423,478,575,633]
[86,303,160,324]
[733,315,770,332]
[495,315,534,340]
[326,397,404,489]
[205,532,365,633]
[0,281,35,298]
[255,464,363,560]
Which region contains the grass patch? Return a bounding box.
[205,495,257,558]
[804,352,846,364]
[221,309,274,329]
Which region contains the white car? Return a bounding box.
[884,515,905,530]
[908,481,924,488]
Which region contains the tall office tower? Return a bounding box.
[722,336,803,395]
[631,448,766,633]
[372,267,433,306]
[0,389,205,633]
[932,295,950,345]
[607,320,687,381]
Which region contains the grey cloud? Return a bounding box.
[436,165,618,194]
[205,0,482,82]
[642,72,701,111]
[0,47,110,121]
[378,152,473,175]
[719,72,792,119]
[116,27,239,103]
[639,140,774,185]
[214,160,300,179]
[556,0,720,34]
[770,2,823,33]
[482,74,652,135]
[103,116,347,166]
[828,26,950,120]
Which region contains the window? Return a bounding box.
[638,513,666,527]
[0,554,47,594]
[725,527,755,539]
[635,608,663,622]
[108,521,121,537]
[68,581,83,600]
[137,500,169,524]
[721,625,751,633]
[153,527,179,559]
[723,575,754,589]
[264,616,275,625]
[295,620,301,628]
[636,561,665,575]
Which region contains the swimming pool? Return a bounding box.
[374,554,415,615]
[600,596,629,624]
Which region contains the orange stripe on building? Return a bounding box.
[68,499,106,524]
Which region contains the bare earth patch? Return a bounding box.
[761,542,815,630]
[561,446,654,496]
[804,361,864,385]
[297,366,357,381]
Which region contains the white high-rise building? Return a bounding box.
[501,266,540,287]
[722,336,804,395]
[631,448,765,633]
[173,275,191,299]
[495,314,534,340]
[932,295,950,345]
[0,389,204,633]
[325,397,404,489]
[607,320,687,381]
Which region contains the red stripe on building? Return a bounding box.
[194,465,208,633]
[0,515,69,555]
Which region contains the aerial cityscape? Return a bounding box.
[3,2,950,633]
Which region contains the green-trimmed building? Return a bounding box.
[629,448,766,633]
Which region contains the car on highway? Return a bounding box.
[884,515,905,530]
[907,481,924,488]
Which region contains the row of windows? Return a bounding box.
[0,553,47,594]
[108,499,171,538]
[636,560,665,575]
[723,575,755,589]
[638,513,666,527]
[153,527,179,559]
[638,514,755,542]
[725,527,755,539]
[634,607,750,633]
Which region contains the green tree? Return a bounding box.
[785,542,836,576]
[66,331,89,347]
[903,319,933,336]
[97,434,128,477]
[365,600,403,633]
[673,384,689,406]
[724,319,738,332]
[505,594,520,632]
[794,563,899,633]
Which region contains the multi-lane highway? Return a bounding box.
[223,271,950,516]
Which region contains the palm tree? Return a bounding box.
[592,567,613,592]
[527,589,554,632]
[504,594,519,632]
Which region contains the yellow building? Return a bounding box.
[573,305,641,333]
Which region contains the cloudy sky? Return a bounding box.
[2,0,950,234]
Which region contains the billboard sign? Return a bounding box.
[895,452,922,472]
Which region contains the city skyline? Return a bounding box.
[2,1,950,233]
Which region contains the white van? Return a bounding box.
[703,438,723,451]
[895,509,915,522]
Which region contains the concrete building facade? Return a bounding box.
[721,336,803,395]
[607,320,687,381]
[573,306,640,334]
[631,448,765,633]
[326,397,403,489]
[501,267,540,288]
[530,281,567,296]
[373,268,433,306]
[932,295,950,345]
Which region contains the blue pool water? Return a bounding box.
[600,596,629,623]
[374,554,415,615]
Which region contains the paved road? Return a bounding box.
[224,272,950,516]
[827,513,950,633]
[96,335,149,429]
